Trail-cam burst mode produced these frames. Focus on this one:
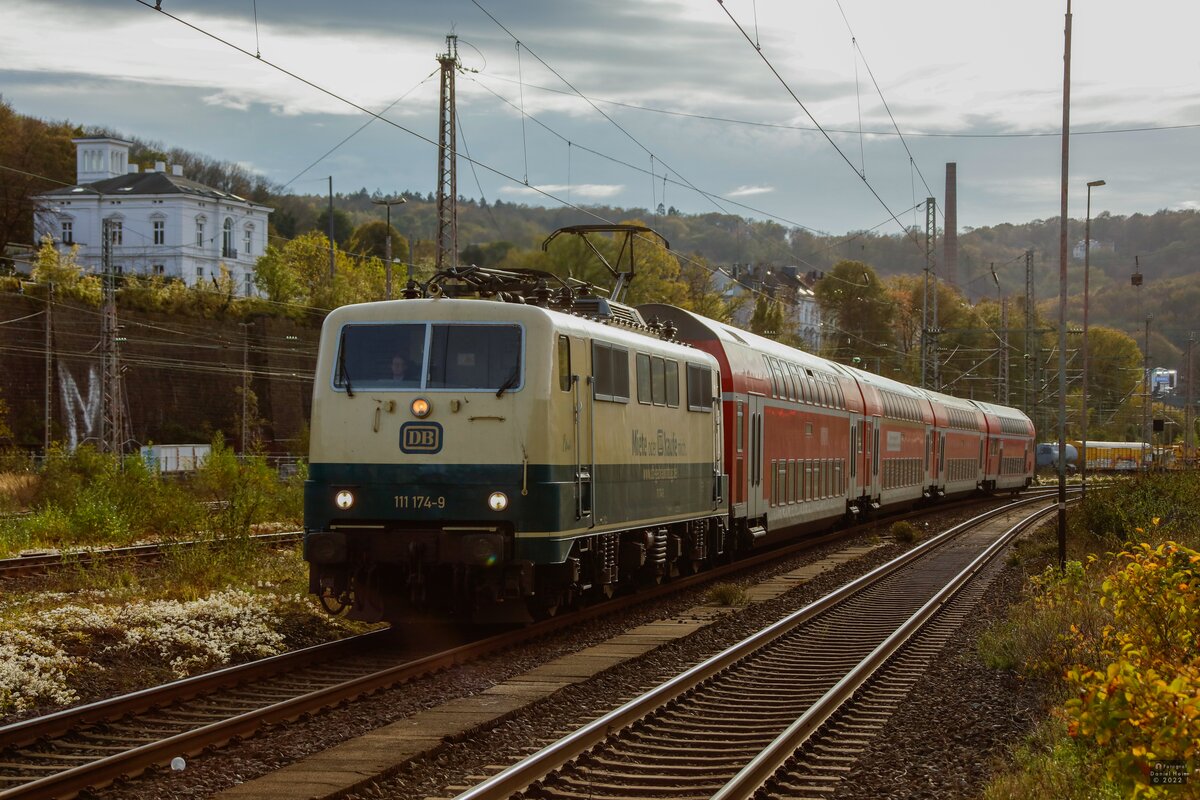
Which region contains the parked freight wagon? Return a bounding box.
[140,444,210,473]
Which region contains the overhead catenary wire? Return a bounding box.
[716,0,923,252]
[25,0,1007,356]
[474,71,1200,141]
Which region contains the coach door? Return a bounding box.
[571,337,593,526]
[747,394,766,520]
[866,417,881,504]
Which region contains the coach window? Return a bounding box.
[636,353,652,404]
[764,356,779,397]
[593,341,630,402]
[686,363,714,412]
[558,336,571,391]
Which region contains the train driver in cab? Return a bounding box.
[390,353,417,386]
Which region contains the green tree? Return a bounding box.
[252,231,369,309]
[0,99,77,269]
[315,207,353,248]
[348,220,410,265]
[1082,326,1144,438]
[749,295,786,339]
[30,236,101,304]
[678,255,735,321]
[813,260,896,366]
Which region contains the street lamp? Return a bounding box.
[1081,178,1104,500]
[371,196,407,299]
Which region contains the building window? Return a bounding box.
[222,218,234,258]
[196,266,204,282]
[106,219,123,245]
[243,226,253,257]
[153,264,165,276]
[196,219,205,248]
[61,220,73,244]
[153,220,165,245]
[244,273,253,297]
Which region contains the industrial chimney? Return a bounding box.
[944,163,958,287]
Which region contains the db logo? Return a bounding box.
[400,422,443,454]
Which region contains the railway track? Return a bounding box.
[0,530,304,580]
[0,492,1054,799]
[447,496,1056,800]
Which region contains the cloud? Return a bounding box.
[499,183,623,200]
[728,185,774,198]
[203,92,251,112]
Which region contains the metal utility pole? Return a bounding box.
[1001,298,1010,405]
[1056,0,1072,571]
[328,176,336,280]
[1081,178,1104,500]
[1143,314,1152,470]
[435,34,460,271]
[922,197,937,389]
[372,197,407,299]
[1024,249,1036,429]
[100,218,127,456]
[44,281,53,457]
[1187,334,1195,466]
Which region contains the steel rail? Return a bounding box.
[0,492,1052,799]
[452,495,1055,800]
[712,503,1055,799]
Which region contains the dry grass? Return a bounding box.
[0,473,38,511]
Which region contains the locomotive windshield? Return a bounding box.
[333,322,522,392]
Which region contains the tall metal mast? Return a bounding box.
[100,218,127,456]
[435,34,460,272]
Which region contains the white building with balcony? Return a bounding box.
[33,137,271,296]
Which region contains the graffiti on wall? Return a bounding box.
[58,364,100,451]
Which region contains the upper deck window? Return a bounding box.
[333,322,522,392]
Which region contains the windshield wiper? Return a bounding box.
[495,369,520,398]
[337,331,354,398]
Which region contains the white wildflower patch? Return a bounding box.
[0,630,78,713]
[1,588,289,715]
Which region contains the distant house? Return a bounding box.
[1072,238,1114,261]
[33,137,271,296]
[715,263,823,352]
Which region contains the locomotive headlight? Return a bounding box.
[487,491,509,512]
[334,490,355,510]
[410,398,431,418]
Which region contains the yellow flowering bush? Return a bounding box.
[1063,542,1200,797]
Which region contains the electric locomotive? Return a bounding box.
[303,256,1035,625]
[304,282,726,623]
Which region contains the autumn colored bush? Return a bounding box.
[1062,541,1200,797]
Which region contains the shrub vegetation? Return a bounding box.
[981,474,1200,799]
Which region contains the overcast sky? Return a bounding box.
[3,0,1198,237]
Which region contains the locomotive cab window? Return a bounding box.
[428,324,522,391]
[333,323,427,390]
[332,322,521,392]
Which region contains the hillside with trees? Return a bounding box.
[2,100,1199,446]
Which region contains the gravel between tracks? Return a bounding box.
[89,506,1044,799]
